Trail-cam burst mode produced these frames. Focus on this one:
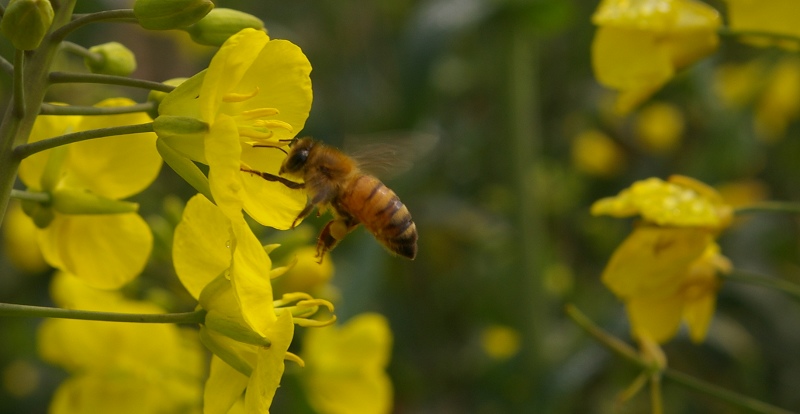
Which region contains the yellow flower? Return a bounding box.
[591,0,721,113]
[301,313,393,414]
[173,194,315,414]
[591,175,732,228]
[713,60,766,109]
[38,273,204,414]
[593,175,733,343]
[18,98,160,289]
[725,0,800,49]
[604,228,731,343]
[570,129,626,177]
[754,57,800,142]
[1,200,48,273]
[158,28,310,228]
[480,325,522,361]
[633,102,685,153]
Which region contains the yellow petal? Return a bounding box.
[626,295,684,343]
[229,218,276,336]
[223,39,313,142]
[245,311,294,414]
[173,194,234,299]
[239,145,307,230]
[726,0,800,48]
[601,226,710,298]
[301,313,393,414]
[206,115,245,218]
[158,70,205,119]
[67,98,161,199]
[38,213,152,289]
[18,113,80,190]
[200,28,270,122]
[2,200,48,273]
[204,356,249,414]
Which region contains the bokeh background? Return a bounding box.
[2,0,800,413]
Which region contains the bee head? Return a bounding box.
[279,137,315,175]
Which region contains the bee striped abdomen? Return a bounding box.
[341,174,418,259]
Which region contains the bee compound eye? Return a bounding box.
[285,149,309,172]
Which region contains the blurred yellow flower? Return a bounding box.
[17,98,160,289]
[633,102,685,153]
[571,129,626,177]
[725,0,800,49]
[274,245,335,297]
[713,60,766,109]
[480,325,521,361]
[594,175,733,343]
[38,273,204,414]
[1,200,47,273]
[591,175,733,228]
[591,0,721,113]
[755,57,800,142]
[158,28,310,228]
[301,313,393,414]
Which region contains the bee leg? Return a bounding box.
[291,202,315,228]
[240,167,304,189]
[315,218,358,263]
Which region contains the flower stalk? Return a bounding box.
[566,304,794,414]
[0,302,207,324]
[13,122,154,160]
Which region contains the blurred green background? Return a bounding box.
[2,0,800,413]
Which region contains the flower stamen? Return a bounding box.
[253,119,294,132]
[240,107,280,120]
[222,86,260,103]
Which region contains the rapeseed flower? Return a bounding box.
[725,0,800,49]
[301,313,393,414]
[593,176,733,343]
[173,194,333,413]
[18,98,161,289]
[38,273,204,414]
[157,28,310,228]
[591,0,721,113]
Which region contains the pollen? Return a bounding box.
[222,86,260,103]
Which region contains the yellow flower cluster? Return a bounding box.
[593,176,733,343]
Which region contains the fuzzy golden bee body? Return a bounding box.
[247,137,417,260]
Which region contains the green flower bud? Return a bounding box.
[0,0,54,50]
[147,78,188,119]
[184,8,265,47]
[134,0,214,30]
[205,310,272,347]
[84,42,137,76]
[21,199,54,228]
[153,115,208,161]
[51,187,139,215]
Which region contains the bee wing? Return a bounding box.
[344,130,439,179]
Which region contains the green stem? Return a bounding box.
[51,9,137,42]
[13,122,154,160]
[565,304,794,414]
[0,302,206,324]
[40,102,155,116]
[0,0,77,224]
[13,50,25,118]
[49,71,176,93]
[719,27,800,46]
[59,41,102,64]
[724,269,800,302]
[734,202,800,216]
[10,189,50,203]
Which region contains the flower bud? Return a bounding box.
[147,78,187,119]
[153,115,209,162]
[0,0,53,50]
[184,8,265,47]
[84,42,137,76]
[134,0,214,30]
[20,199,54,228]
[51,187,139,215]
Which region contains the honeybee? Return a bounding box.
[242,137,418,260]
